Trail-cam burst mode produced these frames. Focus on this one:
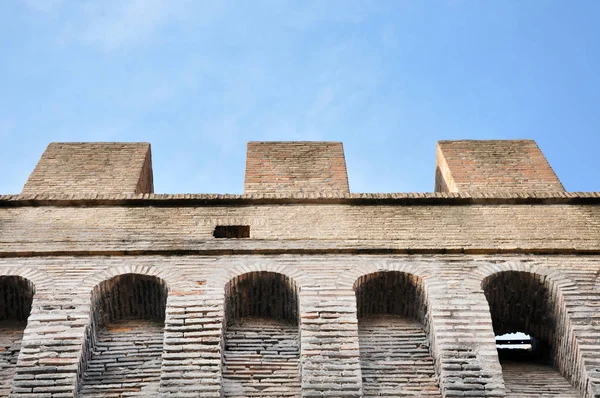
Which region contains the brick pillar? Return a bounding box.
[299,288,363,397]
[160,289,224,397]
[427,288,505,397]
[22,142,154,195]
[558,287,600,398]
[435,140,564,193]
[11,294,90,397]
[244,141,350,195]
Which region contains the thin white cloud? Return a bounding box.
[21,0,65,13]
[21,0,387,54]
[53,0,225,51]
[307,86,335,122]
[0,118,16,139]
[263,0,387,29]
[77,0,170,50]
[42,0,383,51]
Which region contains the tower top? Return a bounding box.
[244,141,350,195]
[22,142,153,195]
[435,140,564,192]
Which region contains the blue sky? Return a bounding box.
[1,1,599,194]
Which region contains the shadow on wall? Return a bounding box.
[0,276,35,396]
[78,273,168,397]
[222,271,301,397]
[354,271,441,397]
[483,271,580,397]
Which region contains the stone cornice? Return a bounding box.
[0,191,599,207]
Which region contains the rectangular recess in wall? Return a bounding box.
[213,225,250,239]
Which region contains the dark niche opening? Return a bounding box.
[225,271,298,325]
[222,271,301,397]
[483,271,555,365]
[0,276,34,322]
[0,276,35,396]
[93,273,168,324]
[483,271,579,397]
[213,225,250,239]
[79,274,168,396]
[354,271,440,397]
[355,271,427,322]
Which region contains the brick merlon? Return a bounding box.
[244,141,350,195]
[21,142,154,195]
[435,140,565,193]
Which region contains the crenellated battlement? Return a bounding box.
[18,139,571,196]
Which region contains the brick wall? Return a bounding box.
[435,140,565,192]
[1,199,599,253]
[244,142,349,195]
[2,139,599,397]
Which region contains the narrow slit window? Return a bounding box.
[213,225,250,238]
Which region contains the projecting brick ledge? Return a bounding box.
[0,191,599,206]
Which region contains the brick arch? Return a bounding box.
[336,260,446,350]
[91,273,169,324]
[353,270,428,323]
[225,271,300,325]
[219,264,304,397]
[78,271,169,396]
[336,260,445,293]
[472,262,588,396]
[346,261,443,397]
[0,267,52,293]
[482,271,556,342]
[469,261,577,290]
[78,265,189,294]
[208,260,315,291]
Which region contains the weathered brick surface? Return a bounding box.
[13,292,89,397]
[79,319,164,397]
[0,202,599,254]
[436,140,565,192]
[21,143,153,195]
[222,318,301,397]
[501,361,580,397]
[358,316,440,396]
[244,142,349,194]
[0,322,26,396]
